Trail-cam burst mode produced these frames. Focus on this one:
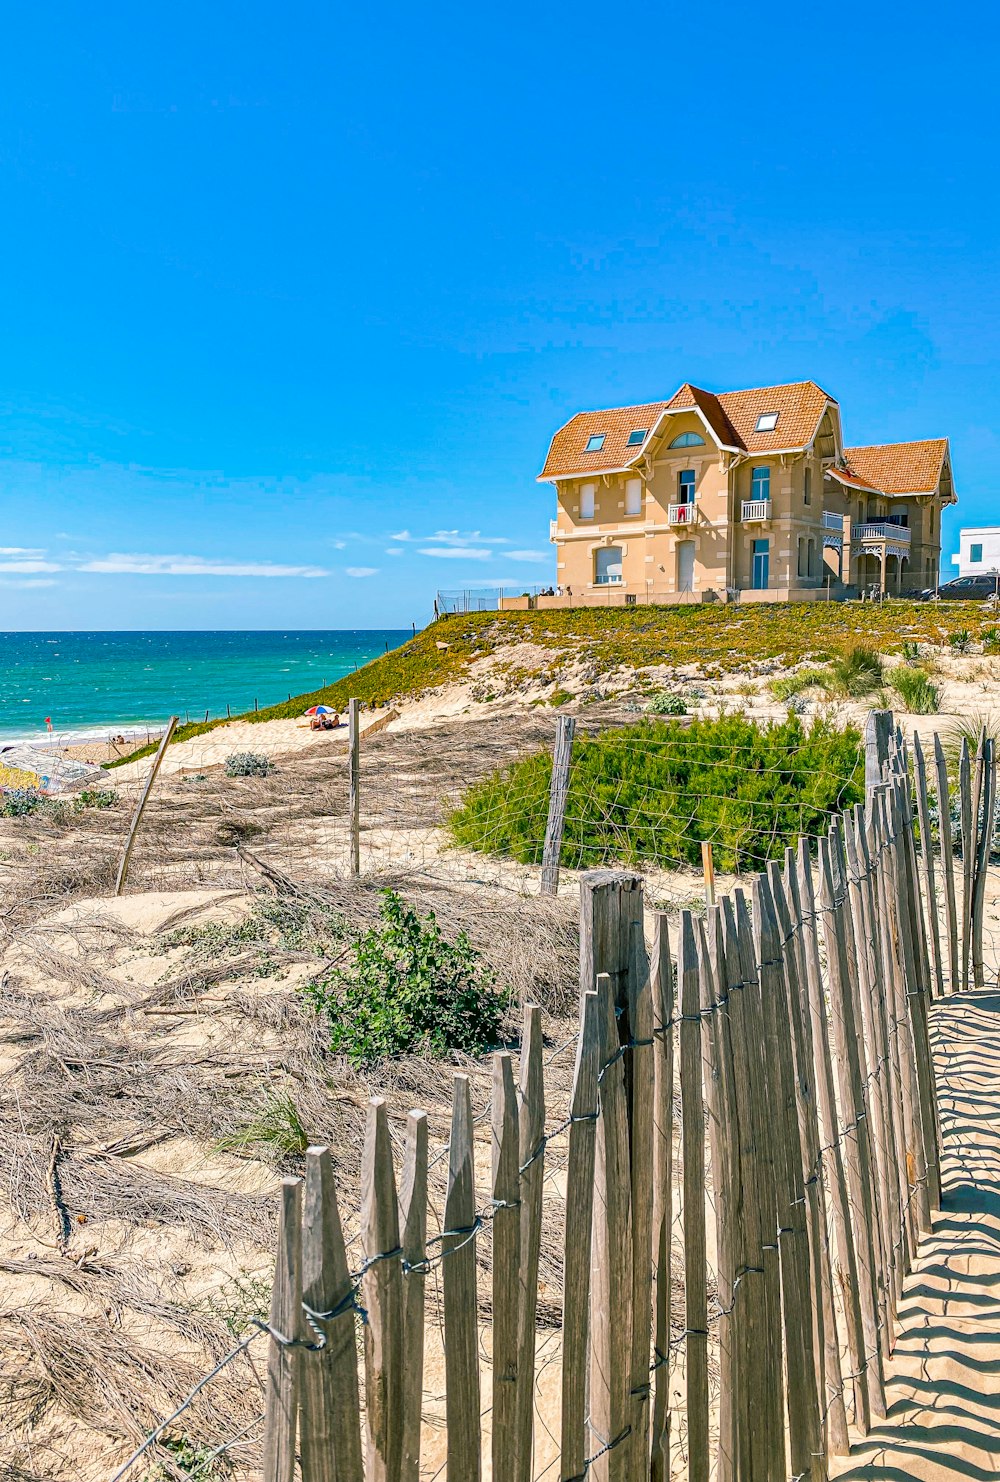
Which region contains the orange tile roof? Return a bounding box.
[843,439,950,495]
[716,381,835,453]
[538,401,669,480]
[539,379,837,479]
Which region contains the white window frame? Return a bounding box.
[755,412,779,432]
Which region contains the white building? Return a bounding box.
[952,527,1000,577]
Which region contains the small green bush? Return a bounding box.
[901,640,921,663]
[948,630,971,654]
[224,751,271,778]
[889,666,940,714]
[646,691,687,715]
[769,668,829,701]
[75,788,118,810]
[549,689,573,707]
[826,646,884,697]
[1,788,43,818]
[981,626,1000,652]
[450,713,863,874]
[305,891,506,1066]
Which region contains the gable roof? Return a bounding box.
[842,439,951,496]
[538,379,837,480]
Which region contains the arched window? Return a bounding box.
[669,431,706,448]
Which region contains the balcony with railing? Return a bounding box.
[851,521,911,550]
[668,502,696,526]
[822,510,845,549]
[822,510,845,530]
[741,499,771,523]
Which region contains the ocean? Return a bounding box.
[0,630,411,744]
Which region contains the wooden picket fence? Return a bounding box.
[256,716,994,1481]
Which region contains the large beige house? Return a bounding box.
[520,380,955,608]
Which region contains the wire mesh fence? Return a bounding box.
[2,706,997,1480]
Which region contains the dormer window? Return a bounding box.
[669,431,706,448]
[585,434,606,452]
[755,412,779,432]
[626,429,647,446]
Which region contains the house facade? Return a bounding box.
[517,380,955,608]
[952,527,1000,578]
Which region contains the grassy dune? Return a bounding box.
[107,600,992,766]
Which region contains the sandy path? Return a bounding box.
[833,990,1000,1480]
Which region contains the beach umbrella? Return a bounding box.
[305,705,335,715]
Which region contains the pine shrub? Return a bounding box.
[450,713,863,875]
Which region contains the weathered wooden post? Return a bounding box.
[348,697,360,876]
[114,715,178,896]
[540,715,575,896]
[864,709,893,797]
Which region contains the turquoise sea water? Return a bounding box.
[0,630,410,743]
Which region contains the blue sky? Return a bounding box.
[0,0,997,630]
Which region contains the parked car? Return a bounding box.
[917,572,1000,600]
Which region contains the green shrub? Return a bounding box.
[901,640,921,662]
[768,668,829,701]
[305,891,506,1066]
[449,713,863,875]
[224,751,271,778]
[826,646,884,697]
[889,666,940,714]
[981,626,1000,652]
[1,788,43,818]
[646,691,687,715]
[75,788,118,810]
[549,689,573,707]
[948,629,971,654]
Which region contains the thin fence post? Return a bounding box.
[732,891,786,1474]
[362,1098,404,1482]
[515,1005,545,1482]
[912,733,944,999]
[933,732,960,993]
[300,1148,364,1482]
[784,849,849,1458]
[650,914,674,1482]
[114,715,178,895]
[560,990,600,1482]
[591,969,633,1482]
[492,1054,521,1482]
[696,915,735,1482]
[719,899,771,1480]
[819,835,887,1420]
[399,1111,428,1482]
[960,736,973,989]
[797,841,871,1436]
[348,697,360,877]
[540,715,575,896]
[679,910,709,1482]
[443,1074,481,1480]
[262,1177,304,1482]
[626,919,655,1475]
[701,840,716,906]
[754,874,824,1480]
[972,736,996,989]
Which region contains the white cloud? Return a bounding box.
[0,559,63,573]
[508,550,549,563]
[78,553,330,578]
[419,546,492,561]
[0,547,46,557]
[386,547,404,556]
[345,566,378,578]
[390,529,412,542]
[0,577,58,589]
[424,530,509,547]
[331,540,347,550]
